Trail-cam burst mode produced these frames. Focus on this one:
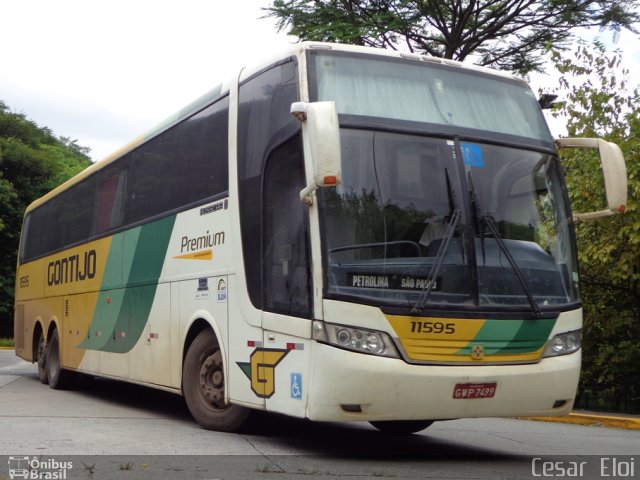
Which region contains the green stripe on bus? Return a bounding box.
[455,318,556,356]
[80,215,176,353]
[497,318,556,354]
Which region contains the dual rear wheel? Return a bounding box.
[36,328,73,389]
[45,329,72,389]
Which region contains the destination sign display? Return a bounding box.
[346,273,441,290]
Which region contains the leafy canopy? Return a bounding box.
[265,0,639,74]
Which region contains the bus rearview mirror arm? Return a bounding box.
[291,101,342,206]
[555,137,627,222]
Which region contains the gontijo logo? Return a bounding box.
[47,250,97,286]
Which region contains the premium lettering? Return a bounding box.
[180,231,225,253]
[47,250,97,286]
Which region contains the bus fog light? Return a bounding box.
[322,322,399,358]
[544,330,582,357]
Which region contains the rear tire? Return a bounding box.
[370,420,434,434]
[36,330,48,384]
[46,329,72,389]
[183,329,250,431]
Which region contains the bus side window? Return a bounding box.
[238,60,299,309]
[262,135,312,318]
[93,163,127,234]
[170,96,229,205]
[61,175,97,246]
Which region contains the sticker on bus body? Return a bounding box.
[196,277,210,299]
[290,372,302,400]
[216,279,227,302]
[461,143,484,168]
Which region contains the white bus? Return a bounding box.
[14,42,627,433]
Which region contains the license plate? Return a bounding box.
[453,382,497,399]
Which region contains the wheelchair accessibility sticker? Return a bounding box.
[291,372,302,400]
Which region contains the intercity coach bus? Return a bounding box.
[14,42,627,433]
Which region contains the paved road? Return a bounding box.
[1,350,638,479]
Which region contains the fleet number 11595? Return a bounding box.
[410,321,456,334]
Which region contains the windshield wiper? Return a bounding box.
[467,173,543,318]
[412,169,460,313]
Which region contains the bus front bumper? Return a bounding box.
[306,342,580,422]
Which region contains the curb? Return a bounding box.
[0,347,15,350]
[524,412,640,430]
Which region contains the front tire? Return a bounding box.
[370,420,434,434]
[183,329,250,431]
[46,329,72,389]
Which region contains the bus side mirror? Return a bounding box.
[556,137,627,222]
[291,101,342,205]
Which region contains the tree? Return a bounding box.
[265,0,639,74]
[0,102,91,338]
[551,42,640,411]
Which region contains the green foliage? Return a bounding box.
[265,0,640,74]
[0,101,91,338]
[551,42,640,412]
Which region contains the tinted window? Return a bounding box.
[61,175,96,245]
[263,136,311,317]
[170,98,229,205]
[22,177,96,260]
[126,97,229,224]
[93,160,128,234]
[21,95,229,263]
[127,145,171,223]
[237,60,299,308]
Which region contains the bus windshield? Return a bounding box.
[311,52,553,145]
[312,52,577,314]
[318,130,578,313]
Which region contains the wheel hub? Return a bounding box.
[198,350,225,408]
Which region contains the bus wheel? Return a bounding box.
[183,329,250,432]
[36,330,48,384]
[46,329,72,389]
[370,420,434,434]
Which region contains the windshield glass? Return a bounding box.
[311,52,553,145]
[319,130,579,313]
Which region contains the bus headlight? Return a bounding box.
[312,321,400,358]
[544,330,582,357]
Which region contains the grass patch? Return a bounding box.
[0,338,15,347]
